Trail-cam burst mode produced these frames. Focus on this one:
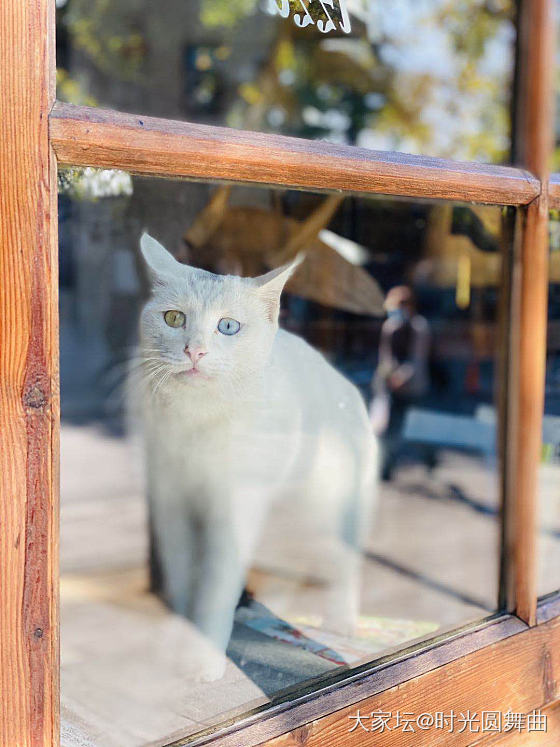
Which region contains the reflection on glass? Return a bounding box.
[538,213,560,597]
[56,0,515,162]
[60,171,503,745]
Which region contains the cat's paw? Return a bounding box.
[171,645,227,683]
[156,615,227,683]
[191,650,227,683]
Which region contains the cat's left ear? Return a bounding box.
[253,254,304,322]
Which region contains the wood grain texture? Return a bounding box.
[254,615,560,747]
[0,0,59,745]
[509,0,556,627]
[49,103,540,206]
[474,700,560,745]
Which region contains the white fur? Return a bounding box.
[131,233,378,676]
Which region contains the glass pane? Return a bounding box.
[538,212,560,597]
[56,0,515,163]
[59,170,505,745]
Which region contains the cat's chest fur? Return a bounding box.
[143,340,299,507]
[141,329,374,517]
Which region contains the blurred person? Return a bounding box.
[372,285,431,480]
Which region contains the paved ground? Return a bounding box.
[59,421,560,746]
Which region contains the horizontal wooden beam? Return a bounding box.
[259,614,560,747]
[50,103,540,206]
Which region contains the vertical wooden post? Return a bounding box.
[509,0,555,625]
[0,0,59,745]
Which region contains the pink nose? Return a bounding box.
[184,346,207,364]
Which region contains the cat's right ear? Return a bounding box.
[139,232,182,282]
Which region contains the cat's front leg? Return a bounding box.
[156,612,228,684]
[152,505,230,683]
[189,521,248,653]
[152,501,197,617]
[189,480,268,652]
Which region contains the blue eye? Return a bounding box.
[218,317,241,335]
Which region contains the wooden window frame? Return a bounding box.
[1,0,559,745]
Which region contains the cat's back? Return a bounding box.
[264,329,377,534]
[267,328,371,440]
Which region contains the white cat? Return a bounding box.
[132,233,378,677]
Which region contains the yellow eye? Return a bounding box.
[164,310,185,328]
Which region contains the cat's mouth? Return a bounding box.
[163,360,211,380]
[180,367,208,379]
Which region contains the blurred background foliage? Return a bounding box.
[56,0,520,164]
